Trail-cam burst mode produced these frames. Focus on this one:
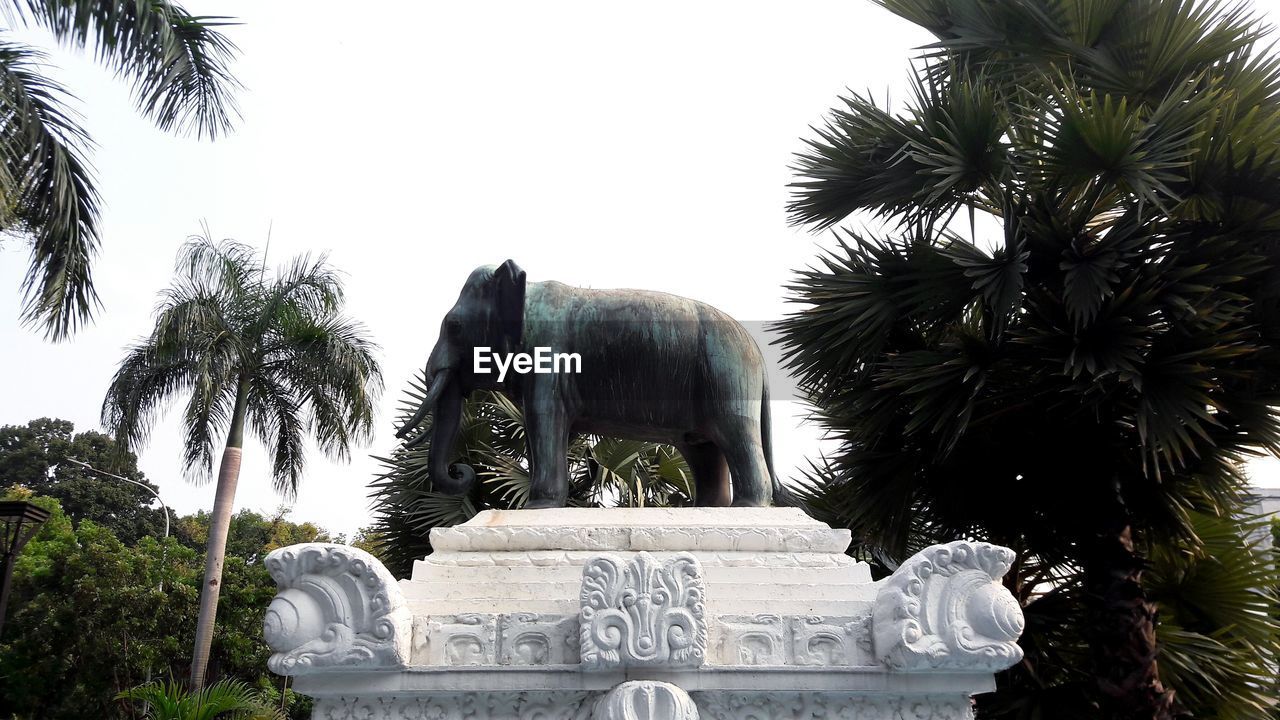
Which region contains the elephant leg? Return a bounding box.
[711,417,770,507]
[679,441,731,507]
[523,384,571,509]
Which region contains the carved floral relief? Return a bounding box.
[579,551,707,669]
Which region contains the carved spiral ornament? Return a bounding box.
[872,541,1025,672]
[262,543,411,674]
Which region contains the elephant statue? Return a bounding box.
[395,260,790,509]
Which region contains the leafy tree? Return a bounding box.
[0,1,240,339]
[344,525,389,566]
[202,555,277,696]
[0,496,200,719]
[779,1,1280,718]
[174,508,330,564]
[0,418,166,544]
[101,234,382,688]
[174,511,320,719]
[0,492,323,719]
[371,375,691,578]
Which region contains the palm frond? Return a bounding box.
[102,343,196,452]
[14,0,241,138]
[788,90,941,229]
[1148,510,1280,719]
[262,251,344,324]
[776,230,975,401]
[178,365,234,483]
[1022,76,1208,210]
[174,231,257,298]
[116,678,281,720]
[269,313,383,464]
[246,371,306,496]
[0,39,100,340]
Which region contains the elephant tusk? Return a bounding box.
[404,428,431,448]
[395,372,450,439]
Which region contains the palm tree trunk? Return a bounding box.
[1081,481,1175,720]
[189,377,250,689]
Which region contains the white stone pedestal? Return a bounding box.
[263,508,1024,719]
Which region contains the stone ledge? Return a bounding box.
[414,551,864,570]
[292,667,997,696]
[310,691,977,720]
[429,508,852,553]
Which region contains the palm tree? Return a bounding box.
[779,1,1280,718]
[2,1,239,340]
[812,494,1278,720]
[370,373,692,578]
[118,678,283,720]
[102,234,382,688]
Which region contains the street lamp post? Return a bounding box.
[64,458,171,539]
[0,501,51,639]
[62,459,174,692]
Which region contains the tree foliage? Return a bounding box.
[174,507,330,564]
[780,1,1280,717]
[1,0,241,339]
[0,488,319,720]
[102,233,383,495]
[0,418,166,544]
[0,497,200,719]
[99,233,383,687]
[117,679,283,720]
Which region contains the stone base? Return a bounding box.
[264,508,1023,719]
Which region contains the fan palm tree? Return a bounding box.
[779,1,1280,718]
[117,678,283,720]
[102,233,382,688]
[1,0,239,340]
[370,373,692,578]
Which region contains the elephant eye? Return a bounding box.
[445,318,462,335]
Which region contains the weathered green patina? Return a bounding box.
[397,260,788,508]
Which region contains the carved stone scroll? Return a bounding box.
[413,614,498,666]
[714,614,872,667]
[715,614,785,665]
[580,551,707,669]
[789,616,864,666]
[872,541,1024,671]
[263,543,411,674]
[501,612,580,665]
[694,693,974,719]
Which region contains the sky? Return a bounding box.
[2,1,1280,539]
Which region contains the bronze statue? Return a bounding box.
[396,260,789,508]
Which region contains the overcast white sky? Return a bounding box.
[2,1,1280,539]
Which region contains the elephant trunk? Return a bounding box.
[428,375,477,495]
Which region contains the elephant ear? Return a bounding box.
[493,259,526,351]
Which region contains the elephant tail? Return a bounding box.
[761,381,796,507]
